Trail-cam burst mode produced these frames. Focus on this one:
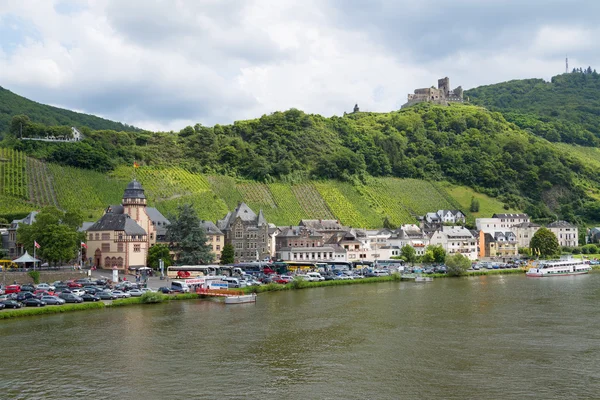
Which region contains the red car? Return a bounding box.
[66,281,82,288]
[5,284,21,294]
[273,275,293,284]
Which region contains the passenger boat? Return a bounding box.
[526,259,591,277]
[415,276,433,282]
[224,294,257,304]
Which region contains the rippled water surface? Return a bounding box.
[1,273,600,399]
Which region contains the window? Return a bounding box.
[117,243,124,252]
[235,231,243,239]
[101,243,110,252]
[216,245,220,251]
[89,233,93,240]
[101,233,110,240]
[95,233,99,240]
[134,244,141,252]
[216,236,221,242]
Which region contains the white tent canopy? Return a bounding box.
[12,251,40,264]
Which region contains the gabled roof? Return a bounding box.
[257,210,267,226]
[88,214,146,235]
[512,221,540,228]
[492,213,529,219]
[147,207,170,225]
[218,202,263,230]
[201,220,223,235]
[107,205,124,214]
[299,219,345,231]
[10,211,38,228]
[277,226,323,238]
[78,222,95,232]
[547,220,577,228]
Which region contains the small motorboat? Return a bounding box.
[224,294,257,304]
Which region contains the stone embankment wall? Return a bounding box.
[2,271,89,285]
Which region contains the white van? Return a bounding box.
[222,277,247,289]
[306,272,325,282]
[171,281,190,293]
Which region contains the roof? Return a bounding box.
[277,226,323,238]
[147,207,170,225]
[547,220,577,228]
[299,219,345,231]
[13,251,40,263]
[10,211,38,228]
[87,214,146,235]
[201,220,223,235]
[217,202,266,230]
[78,222,95,232]
[492,213,529,219]
[123,179,146,199]
[107,205,124,214]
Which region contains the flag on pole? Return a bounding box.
[34,241,41,249]
[133,161,139,168]
[81,242,88,249]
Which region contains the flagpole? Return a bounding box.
[33,241,36,271]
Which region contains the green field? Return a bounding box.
[0,161,517,227]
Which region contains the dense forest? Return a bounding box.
[2,72,600,224]
[465,69,600,146]
[0,86,138,137]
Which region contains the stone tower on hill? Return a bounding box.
[401,77,464,108]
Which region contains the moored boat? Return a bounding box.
[224,294,257,304]
[415,276,433,282]
[526,259,591,277]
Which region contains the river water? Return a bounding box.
[1,274,599,399]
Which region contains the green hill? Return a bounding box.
[0,86,138,137]
[465,71,600,146]
[2,83,600,226]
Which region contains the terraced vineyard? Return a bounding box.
[1,160,517,226]
[0,148,28,200]
[291,183,335,219]
[27,158,58,207]
[441,183,516,220]
[48,164,126,218]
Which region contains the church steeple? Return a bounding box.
[353,103,359,113]
[122,179,147,206]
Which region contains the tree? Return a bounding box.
[422,250,435,263]
[446,253,471,276]
[470,197,480,212]
[166,204,215,265]
[401,244,416,265]
[220,243,234,265]
[530,227,560,258]
[147,244,172,269]
[17,207,83,266]
[427,245,446,263]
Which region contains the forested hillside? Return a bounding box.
[465,70,600,146]
[0,86,138,137]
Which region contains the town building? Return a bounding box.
[419,210,466,234]
[85,179,169,270]
[479,231,518,259]
[299,219,347,242]
[217,202,270,263]
[512,222,541,248]
[388,224,430,256]
[429,226,478,260]
[6,211,38,258]
[201,220,224,262]
[547,220,579,248]
[401,77,464,108]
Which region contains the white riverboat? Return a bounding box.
[526,259,591,277]
[224,294,257,304]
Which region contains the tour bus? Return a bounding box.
[166,265,222,279]
[233,262,265,276]
[322,261,353,273]
[284,261,317,273]
[374,259,405,272]
[0,259,17,270]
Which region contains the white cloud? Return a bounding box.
[0,0,599,131]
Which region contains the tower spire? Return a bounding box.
[566,55,569,74]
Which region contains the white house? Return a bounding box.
[430,226,478,260]
[547,221,578,248]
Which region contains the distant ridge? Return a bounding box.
[0,86,139,134]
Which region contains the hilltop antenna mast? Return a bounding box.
[566,56,569,73]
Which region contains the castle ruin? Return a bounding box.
[401,77,464,108]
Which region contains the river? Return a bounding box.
[1,273,599,399]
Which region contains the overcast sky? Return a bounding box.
[1,0,598,132]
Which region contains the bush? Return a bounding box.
[28,270,40,284]
[0,302,105,319]
[140,291,167,303]
[581,244,598,254]
[572,247,581,254]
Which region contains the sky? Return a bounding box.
[1,0,599,132]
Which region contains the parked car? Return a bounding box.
[22,298,46,307]
[36,283,55,291]
[0,302,4,310]
[40,295,66,305]
[21,285,35,292]
[273,275,294,284]
[140,288,156,293]
[1,299,22,309]
[66,281,82,288]
[127,289,144,297]
[5,284,21,294]
[111,290,131,298]
[80,293,101,302]
[70,289,86,297]
[157,287,172,294]
[16,292,36,302]
[75,278,94,286]
[307,272,325,281]
[58,293,84,303]
[96,291,117,300]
